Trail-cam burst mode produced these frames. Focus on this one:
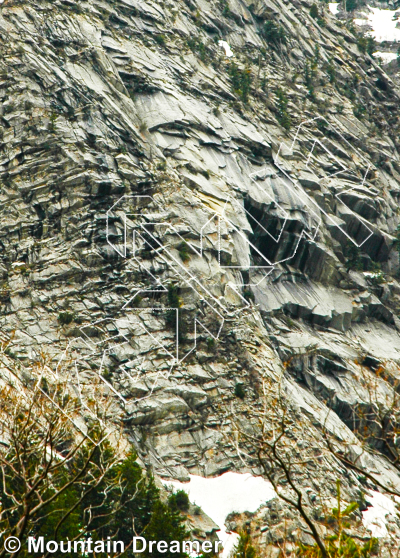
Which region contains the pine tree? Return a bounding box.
[142,497,190,558]
[232,531,257,558]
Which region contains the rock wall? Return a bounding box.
[2,0,400,549]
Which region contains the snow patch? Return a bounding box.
[164,472,275,558]
[356,7,400,42]
[329,3,339,15]
[218,40,234,58]
[373,51,398,64]
[362,491,397,537]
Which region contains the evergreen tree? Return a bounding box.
[0,387,190,558]
[142,497,190,558]
[232,531,257,558]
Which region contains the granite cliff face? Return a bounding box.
[2,0,400,550]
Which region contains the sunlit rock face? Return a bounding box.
[2,0,400,549]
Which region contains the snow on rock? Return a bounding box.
[218,41,234,58]
[373,51,398,64]
[362,491,397,537]
[164,472,275,558]
[356,7,400,42]
[329,3,339,15]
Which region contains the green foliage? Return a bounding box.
[114,455,159,537]
[49,112,58,132]
[101,367,113,382]
[0,398,189,558]
[395,224,400,250]
[58,311,74,325]
[232,531,257,558]
[285,316,295,327]
[192,9,202,26]
[155,34,166,46]
[0,284,11,303]
[395,224,400,270]
[369,262,385,286]
[187,36,208,63]
[309,4,325,25]
[219,0,233,17]
[313,44,320,65]
[353,103,366,119]
[206,337,216,351]
[341,81,356,101]
[344,0,358,11]
[165,285,187,342]
[169,490,190,511]
[235,383,246,399]
[260,73,268,92]
[304,62,316,100]
[168,284,181,308]
[261,20,286,47]
[316,118,328,133]
[69,2,84,13]
[366,36,376,55]
[74,450,161,546]
[227,62,252,103]
[298,534,378,558]
[344,241,363,272]
[4,102,16,115]
[142,248,156,259]
[357,35,375,55]
[297,481,378,558]
[310,4,319,18]
[243,289,255,303]
[166,286,180,327]
[178,242,191,263]
[142,498,189,558]
[275,87,291,130]
[213,104,221,116]
[186,163,210,178]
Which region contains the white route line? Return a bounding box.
[40,115,386,436]
[274,115,374,248]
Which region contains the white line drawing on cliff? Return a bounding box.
[50,115,381,422]
[274,115,374,248]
